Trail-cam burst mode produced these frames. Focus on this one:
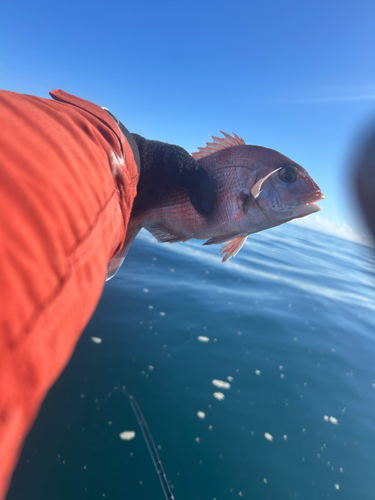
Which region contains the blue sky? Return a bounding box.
[1,0,374,241]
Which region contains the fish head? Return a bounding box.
[246,146,324,223]
[194,134,323,228]
[199,143,324,231]
[192,132,324,262]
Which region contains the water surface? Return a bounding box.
[7,224,375,500]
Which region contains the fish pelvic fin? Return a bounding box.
[145,224,189,244]
[203,234,239,246]
[220,235,248,263]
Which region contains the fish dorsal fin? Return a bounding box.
[220,235,248,263]
[192,131,245,160]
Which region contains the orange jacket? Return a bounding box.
[0,90,138,499]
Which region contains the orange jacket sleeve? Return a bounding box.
[0,89,138,499]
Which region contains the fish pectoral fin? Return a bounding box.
[203,234,239,246]
[250,167,282,200]
[144,224,188,244]
[220,234,248,263]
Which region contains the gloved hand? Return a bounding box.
[116,121,214,217]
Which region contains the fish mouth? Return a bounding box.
[295,191,325,217]
[302,191,325,205]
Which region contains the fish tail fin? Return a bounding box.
[106,222,141,281]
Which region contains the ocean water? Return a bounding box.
[7,224,375,500]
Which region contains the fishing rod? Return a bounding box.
[106,385,175,500]
[129,395,175,500]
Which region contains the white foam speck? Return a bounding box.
[197,411,206,419]
[283,434,288,440]
[227,376,234,382]
[148,365,154,371]
[91,337,102,344]
[334,484,340,490]
[142,288,149,293]
[195,437,200,443]
[198,336,210,342]
[280,374,285,379]
[279,365,284,371]
[264,432,273,442]
[119,431,135,441]
[263,478,267,484]
[255,370,261,376]
[213,392,225,401]
[208,425,213,430]
[212,379,231,389]
[148,305,153,310]
[159,312,166,317]
[324,415,338,424]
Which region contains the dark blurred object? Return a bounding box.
[356,126,375,240]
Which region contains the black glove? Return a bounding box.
[116,122,214,216]
[105,111,214,216]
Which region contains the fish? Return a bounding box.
[107,131,324,279]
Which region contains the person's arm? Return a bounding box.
[104,112,214,217]
[0,89,213,500]
[0,90,138,500]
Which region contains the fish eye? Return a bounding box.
[278,165,298,183]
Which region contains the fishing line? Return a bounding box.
[105,385,175,500]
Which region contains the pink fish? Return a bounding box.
[107,131,323,278]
